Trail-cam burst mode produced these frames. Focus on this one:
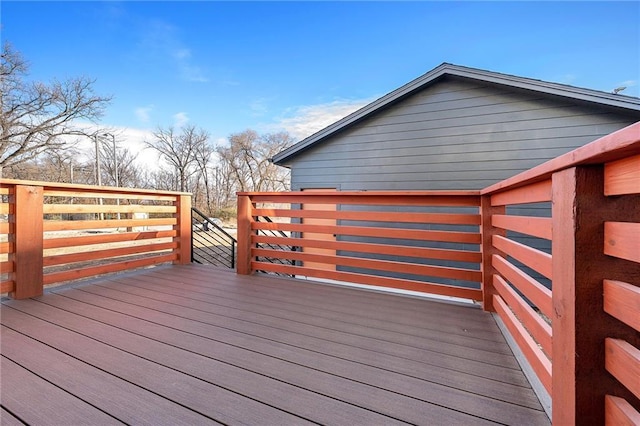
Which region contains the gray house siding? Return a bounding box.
[287,76,639,191]
[276,71,639,291]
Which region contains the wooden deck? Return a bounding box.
[1,264,549,425]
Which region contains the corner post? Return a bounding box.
[551,165,640,425]
[13,184,44,299]
[236,194,253,275]
[174,193,191,265]
[480,194,505,311]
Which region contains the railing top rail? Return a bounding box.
[0,178,191,196]
[482,121,640,195]
[238,190,481,197]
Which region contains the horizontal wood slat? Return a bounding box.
[492,235,552,280]
[605,395,640,426]
[0,186,9,195]
[1,261,14,274]
[605,154,640,196]
[252,235,482,263]
[605,338,640,400]
[492,255,552,319]
[253,208,481,225]
[43,190,177,201]
[247,193,480,207]
[44,242,177,267]
[491,215,552,240]
[490,180,552,206]
[604,222,640,263]
[493,294,552,395]
[0,242,13,254]
[0,223,9,234]
[493,275,552,357]
[252,261,483,300]
[253,222,481,244]
[43,253,177,285]
[1,280,15,294]
[0,203,8,215]
[43,218,177,232]
[43,204,176,214]
[604,280,640,332]
[44,230,177,250]
[252,247,482,282]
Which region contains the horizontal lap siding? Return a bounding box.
[290,76,639,191]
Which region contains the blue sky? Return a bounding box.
[2,1,639,159]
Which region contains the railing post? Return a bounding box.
[174,193,191,265]
[236,194,253,275]
[551,165,640,425]
[480,194,505,311]
[13,184,44,299]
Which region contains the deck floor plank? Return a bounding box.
[1,265,550,425]
[0,324,217,426]
[117,270,512,353]
[0,407,25,426]
[0,356,123,426]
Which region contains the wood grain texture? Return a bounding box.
[490,180,552,206]
[491,215,552,240]
[493,294,552,394]
[605,154,640,196]
[605,338,640,400]
[253,221,481,244]
[43,253,176,285]
[253,234,482,263]
[14,185,43,299]
[44,230,176,249]
[44,241,176,267]
[174,194,192,264]
[492,254,552,319]
[0,264,550,425]
[43,218,176,232]
[604,280,640,332]
[492,235,552,279]
[493,274,552,358]
[0,280,15,293]
[253,208,481,225]
[605,395,640,426]
[43,204,176,214]
[252,261,483,300]
[604,222,640,263]
[252,247,481,282]
[236,195,253,275]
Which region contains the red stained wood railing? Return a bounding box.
[237,191,483,301]
[0,179,192,299]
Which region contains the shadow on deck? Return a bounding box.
[1,264,549,425]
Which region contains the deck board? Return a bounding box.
[1,264,550,425]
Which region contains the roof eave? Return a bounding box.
[272,63,640,165]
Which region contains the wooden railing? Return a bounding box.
[482,122,640,425]
[237,191,483,300]
[0,180,191,299]
[236,122,640,425]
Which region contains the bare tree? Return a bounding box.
[99,136,141,188]
[144,125,209,192]
[0,42,111,171]
[216,129,295,195]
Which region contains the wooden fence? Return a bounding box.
[237,122,640,425]
[0,180,191,298]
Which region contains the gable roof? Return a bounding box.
[272,63,640,165]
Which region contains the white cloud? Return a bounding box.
[173,112,189,128]
[271,98,375,141]
[134,105,154,123]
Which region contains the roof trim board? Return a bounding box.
[272,63,640,165]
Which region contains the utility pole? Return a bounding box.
[94,134,104,220]
[103,133,120,220]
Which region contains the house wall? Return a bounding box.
[287,76,639,191]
